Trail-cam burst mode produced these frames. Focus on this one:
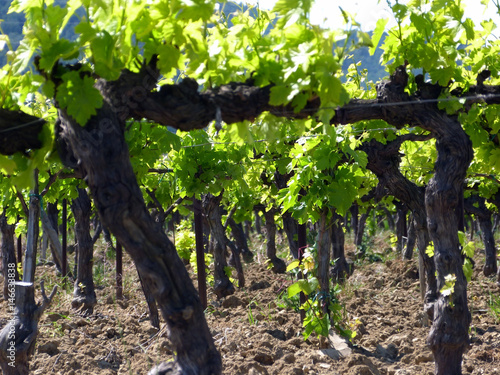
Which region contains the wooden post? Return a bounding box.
[23,171,39,283]
[61,198,67,279]
[116,241,123,299]
[194,197,207,309]
[297,221,307,322]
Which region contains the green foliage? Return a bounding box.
[55,71,103,125]
[487,293,500,323]
[458,231,475,282]
[286,249,355,341]
[278,127,368,224]
[425,232,475,282]
[425,242,435,258]
[440,274,456,308]
[189,248,214,286]
[175,219,196,261]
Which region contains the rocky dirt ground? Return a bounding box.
[1,232,500,375]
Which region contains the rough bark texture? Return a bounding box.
[202,193,236,299]
[273,170,299,259]
[395,201,408,254]
[0,282,57,375]
[488,194,500,286]
[45,202,63,272]
[426,125,472,375]
[136,268,161,328]
[56,63,222,374]
[227,217,254,263]
[0,109,45,155]
[70,188,97,316]
[193,198,207,309]
[264,208,286,274]
[282,211,299,259]
[464,195,497,276]
[354,208,371,254]
[253,208,262,235]
[413,95,472,374]
[382,206,396,231]
[403,215,416,260]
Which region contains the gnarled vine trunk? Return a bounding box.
[403,215,416,260]
[274,170,299,259]
[71,188,97,315]
[464,194,497,276]
[226,217,254,263]
[394,201,408,254]
[354,207,371,254]
[202,193,238,298]
[264,207,286,273]
[425,116,472,375]
[56,67,221,374]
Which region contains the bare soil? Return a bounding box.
[1,233,500,375]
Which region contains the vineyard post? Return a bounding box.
[116,240,123,300]
[194,197,207,309]
[297,219,307,322]
[23,170,39,283]
[61,198,67,279]
[0,168,56,375]
[16,234,22,274]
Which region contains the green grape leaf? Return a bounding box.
[45,4,67,35]
[157,44,182,75]
[357,31,373,48]
[90,30,121,80]
[0,155,17,175]
[41,80,56,98]
[11,40,36,75]
[370,18,388,56]
[440,274,456,297]
[426,243,434,257]
[8,0,40,13]
[56,71,103,126]
[430,66,455,86]
[75,22,97,44]
[39,39,78,71]
[287,281,302,298]
[177,0,214,21]
[462,18,475,41]
[269,85,292,106]
[11,168,34,189]
[489,149,500,170]
[287,277,318,298]
[286,259,300,272]
[463,258,473,282]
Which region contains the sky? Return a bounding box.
[243,0,500,32]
